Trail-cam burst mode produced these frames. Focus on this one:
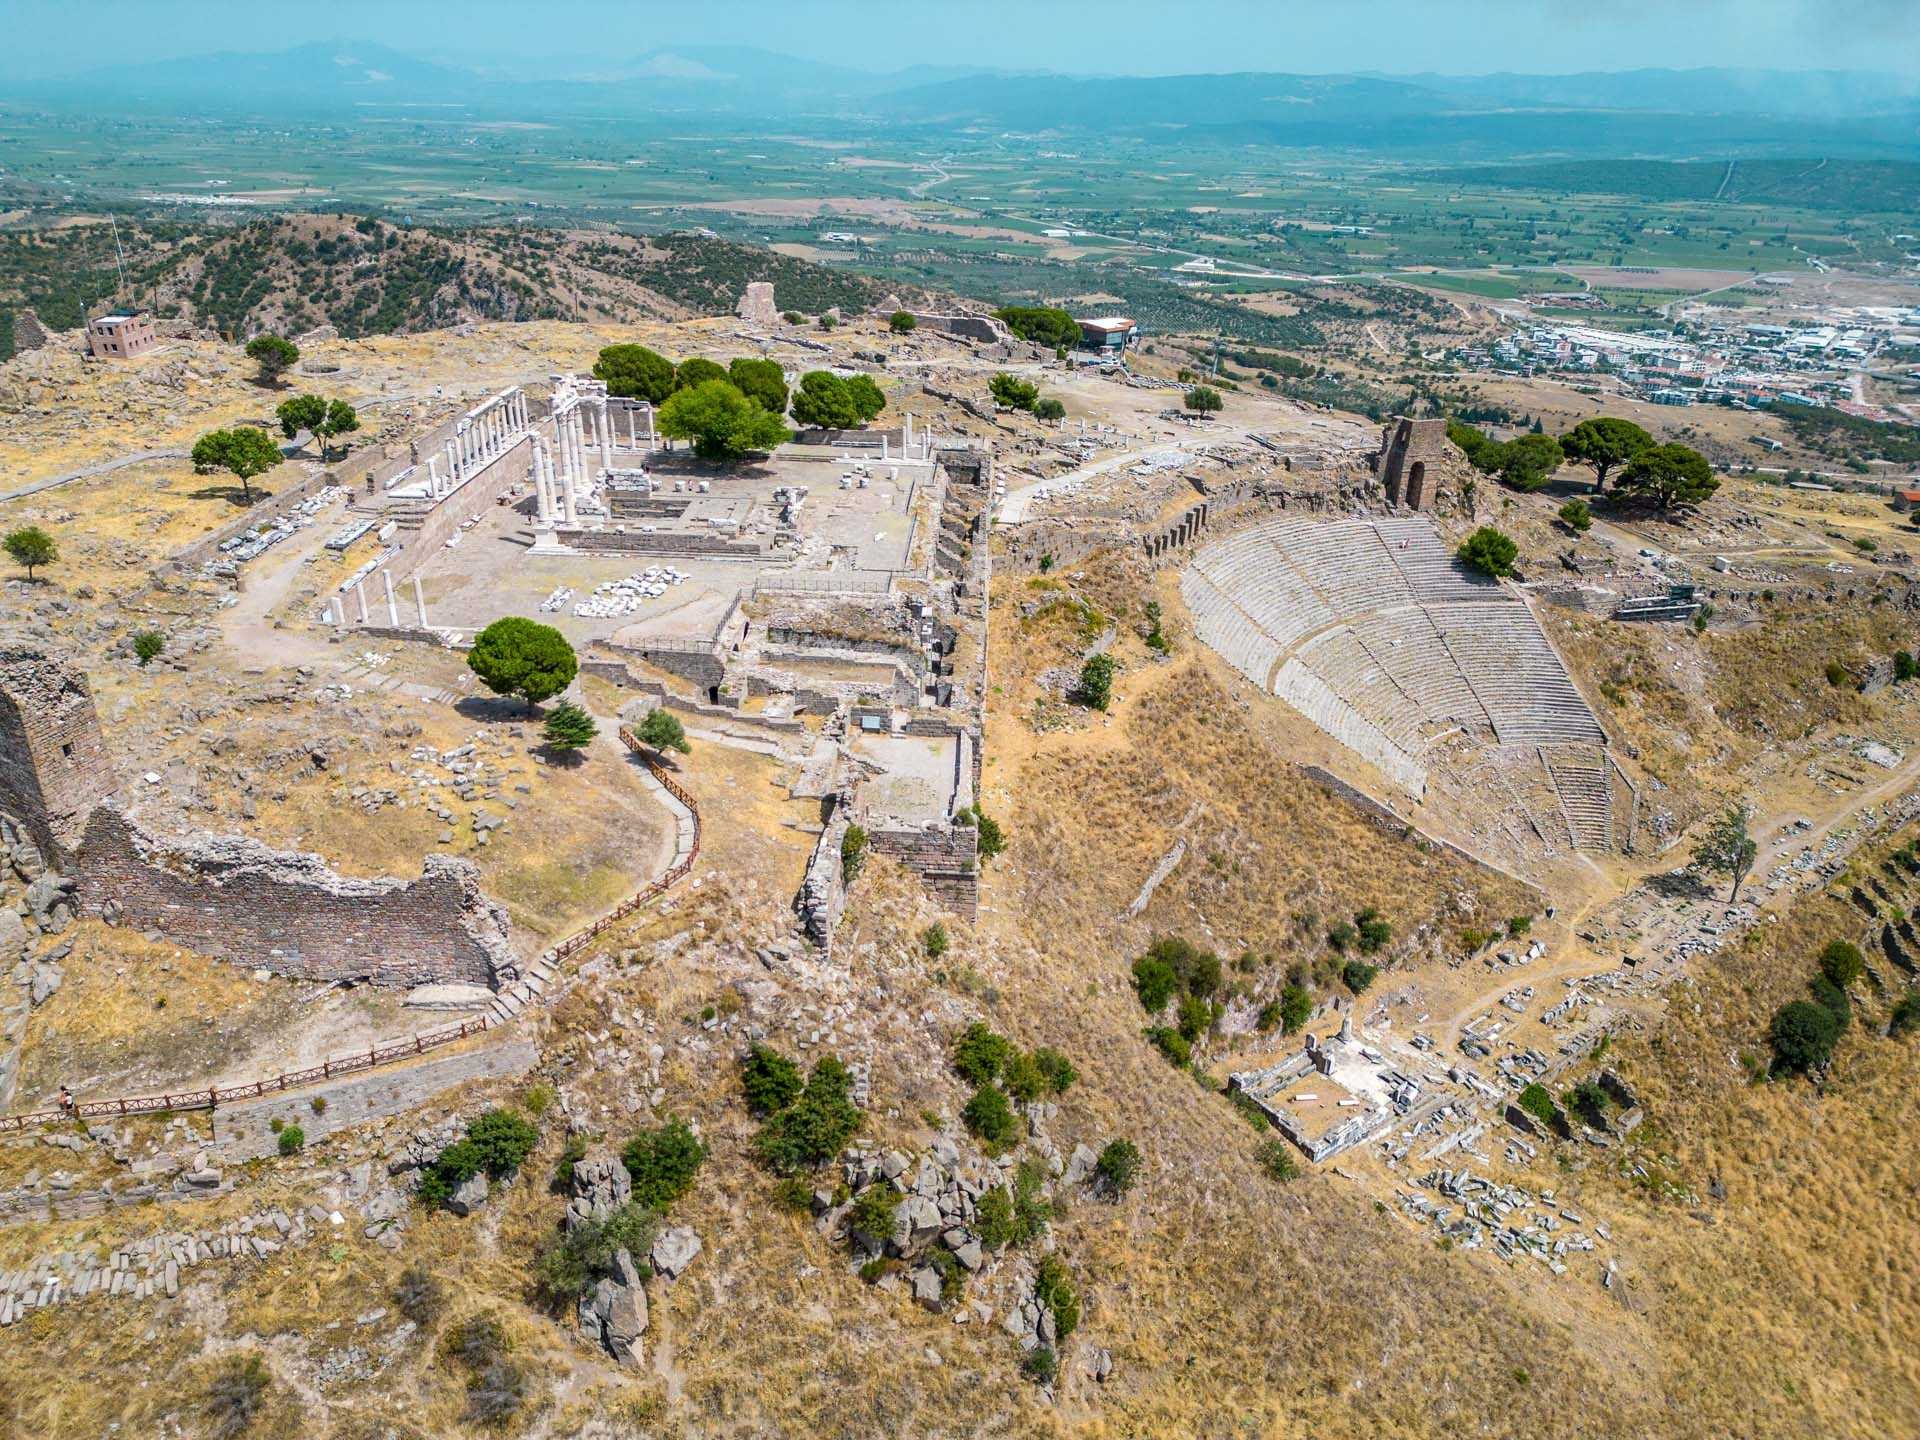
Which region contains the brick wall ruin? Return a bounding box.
[0,640,119,859]
[869,825,979,917]
[0,641,519,990]
[74,808,516,988]
[1375,418,1451,511]
[10,308,54,355]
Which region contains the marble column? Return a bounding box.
[413,576,428,627]
[356,581,369,624]
[382,570,399,626]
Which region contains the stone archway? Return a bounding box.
[1406,461,1427,510]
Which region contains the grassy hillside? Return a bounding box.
[0,214,892,357]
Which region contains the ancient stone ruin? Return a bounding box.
[1374,417,1451,511]
[736,281,778,327]
[0,638,518,990]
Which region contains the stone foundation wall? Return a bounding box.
[870,825,979,917]
[74,808,516,988]
[556,528,768,560]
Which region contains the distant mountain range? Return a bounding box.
[13,43,1918,157]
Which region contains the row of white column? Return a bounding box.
[531,432,579,529]
[439,391,530,495]
[327,574,428,629]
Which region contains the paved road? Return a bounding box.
[0,448,189,505]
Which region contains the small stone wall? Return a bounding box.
[870,825,979,917]
[167,468,339,571]
[74,807,516,988]
[556,527,768,560]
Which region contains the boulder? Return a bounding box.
[579,1247,648,1365]
[566,1147,633,1231]
[446,1171,489,1216]
[0,908,26,964]
[910,1265,943,1311]
[1064,1143,1098,1186]
[650,1226,702,1280]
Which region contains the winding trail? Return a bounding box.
[0,448,189,504]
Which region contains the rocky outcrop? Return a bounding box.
[565,1147,632,1231]
[579,1248,648,1367]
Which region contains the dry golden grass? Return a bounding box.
[14,921,300,1105]
[1573,825,1920,1439]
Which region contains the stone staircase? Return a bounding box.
[1542,746,1614,852]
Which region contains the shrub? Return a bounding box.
[542,701,598,761]
[888,310,917,334]
[1030,1046,1077,1094]
[416,1139,481,1209]
[989,372,1040,411]
[1131,954,1178,1013]
[1077,652,1116,710]
[953,1022,1013,1085]
[1506,915,1532,938]
[1094,1138,1141,1196]
[1185,385,1223,414]
[840,822,869,883]
[1033,1254,1080,1340]
[205,1353,271,1439]
[1457,526,1519,578]
[755,1055,862,1172]
[1354,908,1391,953]
[276,1124,306,1157]
[1176,991,1212,1043]
[1033,396,1066,422]
[1022,1345,1059,1385]
[962,1083,1020,1149]
[1826,660,1851,688]
[1563,1079,1610,1128]
[848,1185,900,1248]
[467,1109,538,1179]
[1342,959,1379,994]
[976,1159,1051,1248]
[1557,498,1593,533]
[1890,989,1920,1037]
[132,630,166,666]
[1897,651,1918,683]
[622,1119,708,1211]
[741,1043,804,1116]
[1770,999,1841,1074]
[1146,1027,1190,1066]
[1002,1050,1047,1104]
[1256,1138,1299,1182]
[1279,983,1313,1033]
[1326,921,1356,954]
[1257,1000,1283,1031]
[1818,939,1864,989]
[394,1263,444,1325]
[923,922,950,958]
[1809,976,1852,1031]
[1517,1082,1558,1128]
[550,1132,590,1193]
[533,1202,659,1306]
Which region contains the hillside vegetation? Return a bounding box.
[0,214,891,357]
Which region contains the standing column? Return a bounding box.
[903,411,913,455]
[627,409,637,449]
[561,438,579,525]
[382,571,399,626]
[356,581,369,624]
[412,576,428,627]
[427,456,442,497]
[535,438,554,525]
[445,438,459,483]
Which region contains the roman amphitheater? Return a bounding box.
[1183,514,1630,854]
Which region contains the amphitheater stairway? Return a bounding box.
[1542,746,1614,852]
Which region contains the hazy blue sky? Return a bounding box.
[4,0,1918,78]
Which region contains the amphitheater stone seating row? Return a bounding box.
[1425,603,1606,747]
[1273,658,1428,796]
[1186,514,1610,815]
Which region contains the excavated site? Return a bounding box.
[2,287,1920,1440]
